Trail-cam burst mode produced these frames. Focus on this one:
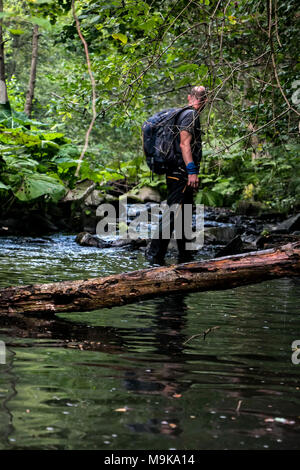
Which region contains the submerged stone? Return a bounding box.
[75,231,147,250]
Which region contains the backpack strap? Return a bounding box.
[175,107,194,127]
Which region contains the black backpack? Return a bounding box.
[142,107,191,174]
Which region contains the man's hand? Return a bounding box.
[187,174,199,190]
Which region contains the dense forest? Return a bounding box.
[0,0,299,225]
[0,1,300,453]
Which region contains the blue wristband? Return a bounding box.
[186,162,198,175]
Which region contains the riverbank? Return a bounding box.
[1,180,299,258]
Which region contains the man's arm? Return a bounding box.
[179,130,199,189]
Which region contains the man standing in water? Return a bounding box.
[145,85,207,264]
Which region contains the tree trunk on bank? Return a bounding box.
[0,0,9,108]
[0,242,299,317]
[24,24,39,117]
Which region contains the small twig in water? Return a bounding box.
[236,400,243,415]
[203,326,220,340]
[183,326,220,345]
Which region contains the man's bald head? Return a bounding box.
[190,86,206,99]
[188,86,207,110]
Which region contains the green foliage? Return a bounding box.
[195,140,300,211]
[0,107,166,208]
[0,109,69,203]
[0,0,299,215]
[89,156,167,194]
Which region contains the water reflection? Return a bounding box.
[0,295,191,440]
[123,295,189,437]
[0,233,300,450]
[0,348,17,447]
[0,313,126,355]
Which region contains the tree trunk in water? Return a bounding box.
[0,0,9,108]
[24,24,39,117]
[0,242,299,317]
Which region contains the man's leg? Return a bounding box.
[176,183,194,261]
[146,175,188,263]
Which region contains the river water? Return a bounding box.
[0,234,299,450]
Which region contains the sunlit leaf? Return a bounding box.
[112,33,128,44]
[9,29,25,35]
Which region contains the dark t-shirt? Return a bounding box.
[173,107,202,169]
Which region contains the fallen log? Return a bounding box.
[0,242,299,317]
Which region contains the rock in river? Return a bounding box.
[75,232,147,250]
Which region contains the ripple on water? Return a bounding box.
[0,235,299,450]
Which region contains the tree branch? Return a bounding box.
[71,0,97,177]
[267,0,300,117]
[209,107,291,159]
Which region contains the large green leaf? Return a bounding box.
[2,155,38,171]
[15,173,66,203]
[29,16,53,31]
